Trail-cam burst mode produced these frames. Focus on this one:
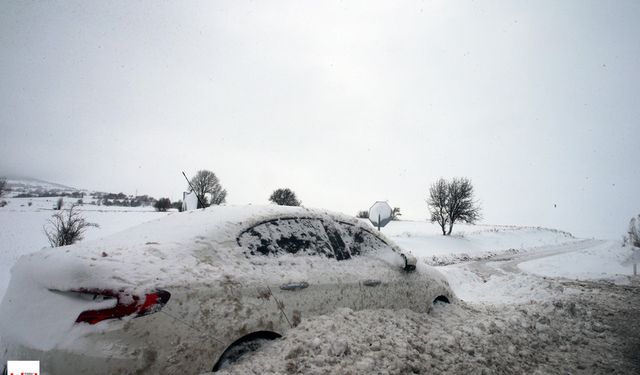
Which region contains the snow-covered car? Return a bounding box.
[0,205,454,375]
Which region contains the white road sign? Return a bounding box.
[369,201,393,229]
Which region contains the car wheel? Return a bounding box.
[212,331,281,372]
[433,295,450,305]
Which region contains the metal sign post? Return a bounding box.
[623,248,640,277]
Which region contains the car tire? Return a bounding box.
[212,331,281,372]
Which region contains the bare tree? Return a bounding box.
[44,205,99,247]
[356,210,369,219]
[154,197,172,212]
[269,188,301,206]
[188,170,227,208]
[427,177,481,235]
[428,178,450,235]
[0,178,6,197]
[445,177,481,235]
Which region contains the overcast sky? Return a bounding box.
[1,0,638,239]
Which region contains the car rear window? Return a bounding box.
[237,218,334,258]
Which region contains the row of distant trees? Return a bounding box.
[151,171,302,212]
[153,170,229,212]
[15,190,84,199]
[5,172,637,248]
[356,208,402,221]
[169,171,483,236]
[2,174,482,236]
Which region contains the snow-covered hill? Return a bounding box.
[3,177,81,197]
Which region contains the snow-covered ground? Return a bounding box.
[519,240,638,285]
[437,239,638,305]
[1,196,638,373]
[0,197,170,300]
[214,291,639,375]
[378,220,577,265]
[213,223,640,374]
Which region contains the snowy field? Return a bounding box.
[519,240,638,285]
[378,220,578,265]
[0,197,170,300]
[1,196,639,374]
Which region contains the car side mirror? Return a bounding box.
[401,253,417,272]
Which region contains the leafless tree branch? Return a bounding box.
[427,177,482,236]
[43,204,99,247]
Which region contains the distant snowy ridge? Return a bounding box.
[3,176,80,193]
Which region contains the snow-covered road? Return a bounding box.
[438,239,635,305]
[468,239,605,279]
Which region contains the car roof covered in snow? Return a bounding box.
[7,205,375,294]
[93,204,365,248]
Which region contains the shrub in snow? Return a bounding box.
[356,210,369,219]
[44,204,99,247]
[55,197,64,210]
[269,188,301,206]
[154,197,172,212]
[392,207,402,221]
[428,177,482,236]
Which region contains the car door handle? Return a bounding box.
[280,282,309,291]
[362,279,382,287]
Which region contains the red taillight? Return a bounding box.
[74,289,170,325]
